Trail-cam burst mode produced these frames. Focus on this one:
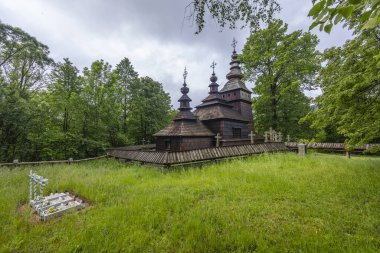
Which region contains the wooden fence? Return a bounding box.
[107,143,289,166]
[3,142,376,168]
[0,155,108,168]
[285,142,378,151]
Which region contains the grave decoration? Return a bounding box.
[29,170,84,221]
[264,128,283,143]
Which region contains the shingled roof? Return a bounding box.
[153,120,214,137]
[194,69,248,122]
[194,105,248,122]
[219,51,251,93]
[153,68,214,137]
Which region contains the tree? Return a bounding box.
[0,22,53,92]
[308,0,380,33]
[0,21,53,162]
[127,77,172,144]
[49,58,81,133]
[185,0,280,34]
[80,60,123,155]
[114,58,138,137]
[0,21,47,68]
[41,58,83,159]
[304,29,380,150]
[240,20,321,138]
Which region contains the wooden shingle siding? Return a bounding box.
[108,143,289,166]
[105,140,377,166]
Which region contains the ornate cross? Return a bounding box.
[210,61,217,74]
[215,133,222,147]
[183,66,188,84]
[278,132,283,142]
[269,127,273,141]
[232,38,237,52]
[249,131,255,144]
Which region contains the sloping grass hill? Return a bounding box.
[0,153,379,252]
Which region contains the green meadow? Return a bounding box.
[0,153,379,252]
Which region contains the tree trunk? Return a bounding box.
[270,83,278,129]
[63,107,68,132]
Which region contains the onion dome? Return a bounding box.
[175,67,197,120]
[209,61,219,94]
[220,38,251,93]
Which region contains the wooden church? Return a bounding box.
[154,42,262,151]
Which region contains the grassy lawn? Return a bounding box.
[0,153,379,252]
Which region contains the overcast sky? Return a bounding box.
[0,0,353,106]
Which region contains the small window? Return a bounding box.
[232,128,241,139]
[234,92,236,96]
[165,140,171,150]
[228,93,230,97]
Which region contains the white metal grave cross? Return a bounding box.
[29,170,48,204]
[28,170,84,221]
[215,133,222,147]
[249,131,255,144]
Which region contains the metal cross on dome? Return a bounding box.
[183,66,188,84]
[232,38,237,52]
[210,61,217,74]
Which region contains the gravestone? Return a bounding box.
[298,143,306,156]
[29,170,84,221]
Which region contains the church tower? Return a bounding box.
[219,39,254,132]
[154,68,214,151]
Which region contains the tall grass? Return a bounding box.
[0,153,379,252]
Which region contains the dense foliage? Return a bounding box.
[303,29,380,150]
[0,21,172,162]
[186,0,280,33]
[308,0,380,33]
[241,20,320,138]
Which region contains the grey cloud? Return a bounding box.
[0,0,353,104]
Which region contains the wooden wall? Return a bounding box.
[221,120,249,139]
[156,136,214,152]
